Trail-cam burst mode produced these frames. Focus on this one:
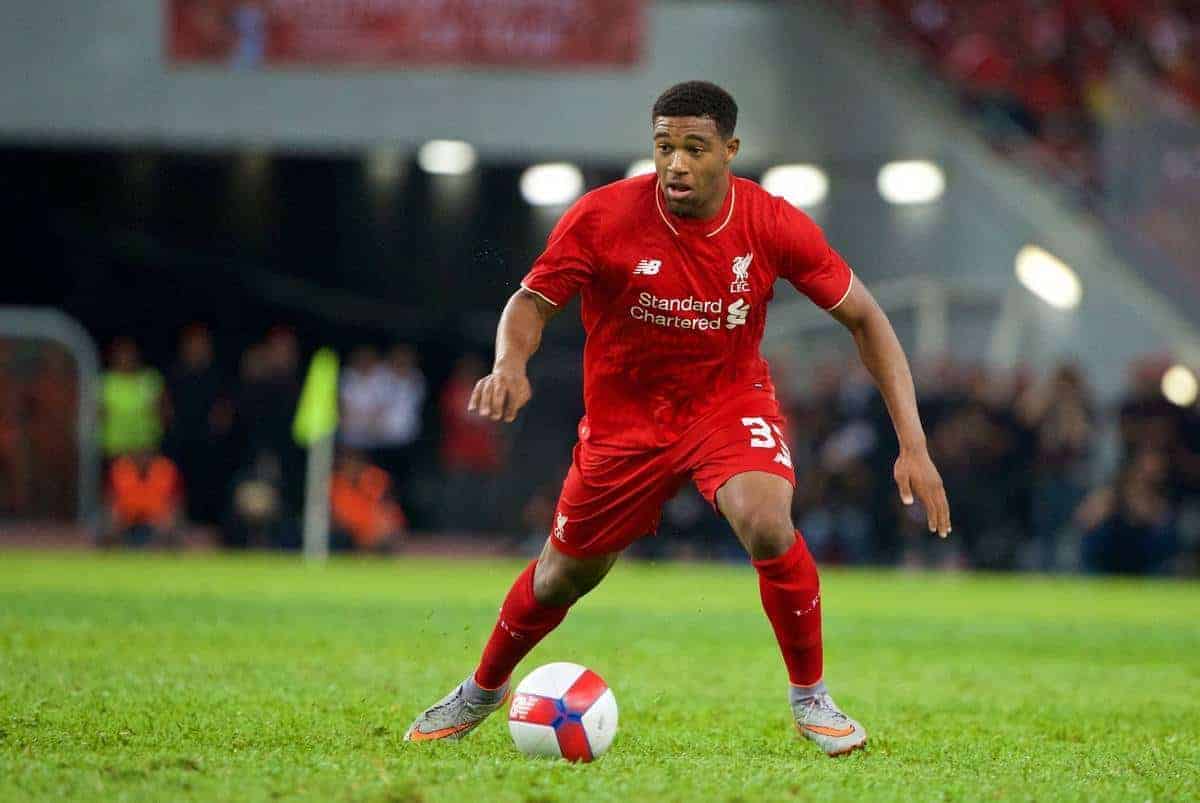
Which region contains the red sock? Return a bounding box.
[474,560,571,690]
[752,531,823,686]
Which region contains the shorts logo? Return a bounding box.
[726,298,750,330]
[730,252,752,292]
[552,512,568,541]
[633,259,662,276]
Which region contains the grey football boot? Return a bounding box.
[404,675,510,742]
[792,691,868,757]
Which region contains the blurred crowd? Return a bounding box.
[839,0,1200,194]
[769,357,1200,575]
[3,325,1199,576]
[84,326,509,554]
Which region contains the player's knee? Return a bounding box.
[726,503,794,560]
[532,555,608,607]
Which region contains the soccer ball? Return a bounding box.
[507,662,618,762]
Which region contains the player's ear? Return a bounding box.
[724,137,740,165]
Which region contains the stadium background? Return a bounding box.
[4,0,1199,574]
[1,2,1199,800]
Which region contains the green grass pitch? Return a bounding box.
[2,551,1198,802]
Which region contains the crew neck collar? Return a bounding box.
[655,175,736,238]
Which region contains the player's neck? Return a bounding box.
[693,173,731,221]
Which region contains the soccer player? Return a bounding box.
[405,81,951,757]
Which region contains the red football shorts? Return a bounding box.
[549,390,796,558]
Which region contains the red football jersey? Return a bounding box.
[520,173,853,452]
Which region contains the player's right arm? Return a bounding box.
[469,290,560,423]
[471,192,596,424]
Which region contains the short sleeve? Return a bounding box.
[520,195,597,307]
[773,198,854,311]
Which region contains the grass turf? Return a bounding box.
[1,551,1197,802]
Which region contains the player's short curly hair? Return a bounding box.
[651,81,738,139]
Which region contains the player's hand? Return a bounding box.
[894,447,951,538]
[468,368,532,423]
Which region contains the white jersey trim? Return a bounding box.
[705,182,736,238]
[824,271,855,312]
[519,282,561,307]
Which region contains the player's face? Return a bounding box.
[652,116,739,218]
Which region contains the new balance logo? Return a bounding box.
[552,512,568,541]
[726,298,750,329]
[633,259,662,276]
[730,252,752,292]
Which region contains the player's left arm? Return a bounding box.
[828,276,952,537]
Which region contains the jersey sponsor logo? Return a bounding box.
[730,252,752,292]
[633,259,662,276]
[726,298,750,329]
[630,292,724,331]
[552,512,568,542]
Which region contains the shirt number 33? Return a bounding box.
[741,417,794,469]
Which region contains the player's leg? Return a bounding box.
[473,539,619,689]
[404,541,617,742]
[406,443,670,743]
[715,471,866,756]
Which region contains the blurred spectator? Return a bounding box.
[1119,357,1183,455]
[102,450,182,548]
[232,327,304,510]
[338,344,426,497]
[371,344,426,489]
[1018,364,1095,570]
[339,346,385,451]
[1115,357,1200,499]
[224,450,289,549]
[519,485,559,555]
[101,338,165,459]
[439,355,504,531]
[330,450,406,552]
[165,324,233,524]
[1076,448,1179,574]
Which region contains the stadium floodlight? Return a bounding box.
[1014,244,1082,310]
[1161,364,1199,408]
[877,160,945,205]
[625,158,656,179]
[762,164,829,208]
[520,163,584,207]
[417,140,477,176]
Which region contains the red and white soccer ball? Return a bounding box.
[507,662,618,762]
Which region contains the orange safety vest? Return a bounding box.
[110,456,180,527]
[330,465,405,547]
